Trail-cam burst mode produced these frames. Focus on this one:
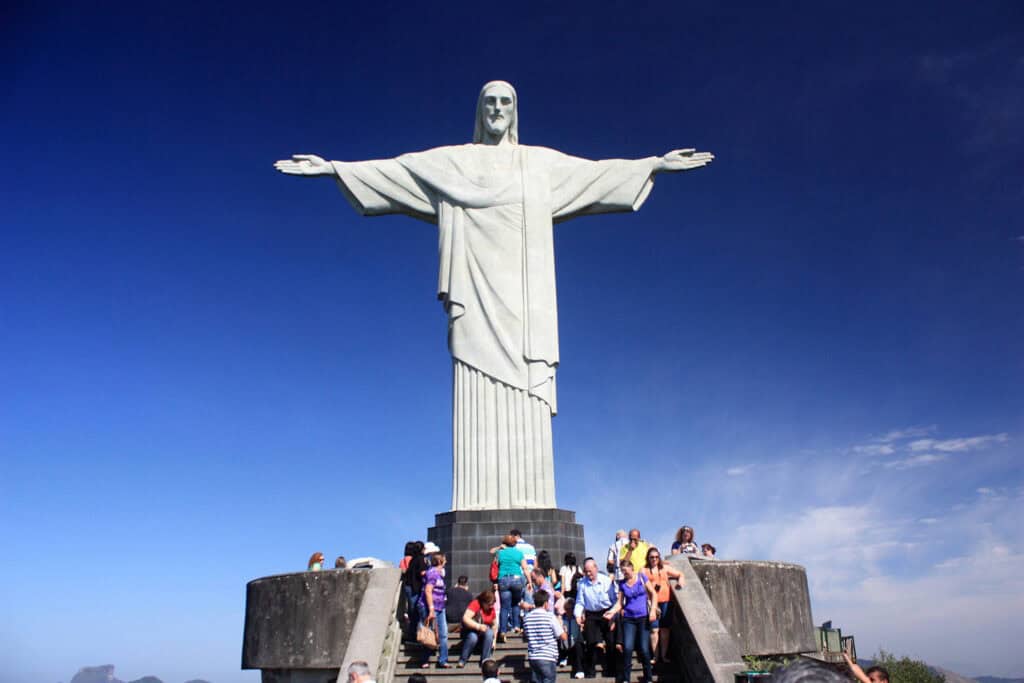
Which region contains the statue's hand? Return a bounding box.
[658,148,714,173]
[273,154,336,177]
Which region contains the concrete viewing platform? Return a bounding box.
[242,557,816,683]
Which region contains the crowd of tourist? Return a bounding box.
[332,527,882,683]
[397,524,716,683]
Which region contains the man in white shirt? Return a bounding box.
[346,661,375,683]
[606,530,627,580]
[481,658,501,683]
[512,528,537,570]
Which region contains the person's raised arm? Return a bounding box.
[654,149,714,174]
[843,653,871,683]
[273,154,336,177]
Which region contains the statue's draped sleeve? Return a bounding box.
[330,158,438,223]
[539,149,659,222]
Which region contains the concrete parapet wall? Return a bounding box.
[689,559,816,656]
[667,556,746,683]
[242,568,401,673]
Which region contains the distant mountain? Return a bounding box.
[934,666,979,683]
[69,666,210,683]
[975,678,1024,683]
[71,666,123,683]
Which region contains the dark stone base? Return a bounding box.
[428,508,585,593]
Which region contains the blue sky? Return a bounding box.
[2,2,1022,682]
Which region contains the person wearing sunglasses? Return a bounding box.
[640,547,683,665]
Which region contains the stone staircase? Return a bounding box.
[392,629,672,683]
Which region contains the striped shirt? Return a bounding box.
[523,609,563,662]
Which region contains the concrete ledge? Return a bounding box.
[667,556,746,683]
[689,559,816,656]
[339,568,402,682]
[242,568,400,672]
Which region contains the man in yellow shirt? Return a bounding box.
[619,528,650,572]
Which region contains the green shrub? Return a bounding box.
[871,649,945,683]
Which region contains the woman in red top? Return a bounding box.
[457,590,497,667]
[641,547,683,664]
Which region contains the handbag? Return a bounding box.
[417,622,439,650]
[489,558,499,582]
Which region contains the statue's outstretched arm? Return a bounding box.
[273,154,336,177]
[655,148,714,173]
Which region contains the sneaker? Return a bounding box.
[574,673,585,679]
[456,662,466,669]
[559,660,568,667]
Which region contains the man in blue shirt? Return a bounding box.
[572,558,617,679]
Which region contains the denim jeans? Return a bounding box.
[459,626,494,663]
[619,616,652,683]
[529,658,557,683]
[402,585,420,640]
[418,603,448,665]
[498,575,524,633]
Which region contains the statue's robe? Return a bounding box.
[332,144,657,510]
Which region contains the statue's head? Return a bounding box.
[473,80,518,145]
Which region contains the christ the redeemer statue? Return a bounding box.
[274,81,713,511]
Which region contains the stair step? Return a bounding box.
[393,678,622,683]
[396,635,673,682]
[394,661,652,674]
[392,678,622,683]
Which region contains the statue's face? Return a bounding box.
[481,83,514,138]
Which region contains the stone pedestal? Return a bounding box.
[427,508,585,592]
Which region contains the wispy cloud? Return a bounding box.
[723,485,1024,676]
[908,433,1009,453]
[883,453,947,470]
[877,426,937,443]
[917,43,1024,150]
[853,444,896,456]
[850,430,1010,471]
[726,464,754,476]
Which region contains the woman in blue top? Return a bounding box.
[493,533,529,640]
[606,559,657,683]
